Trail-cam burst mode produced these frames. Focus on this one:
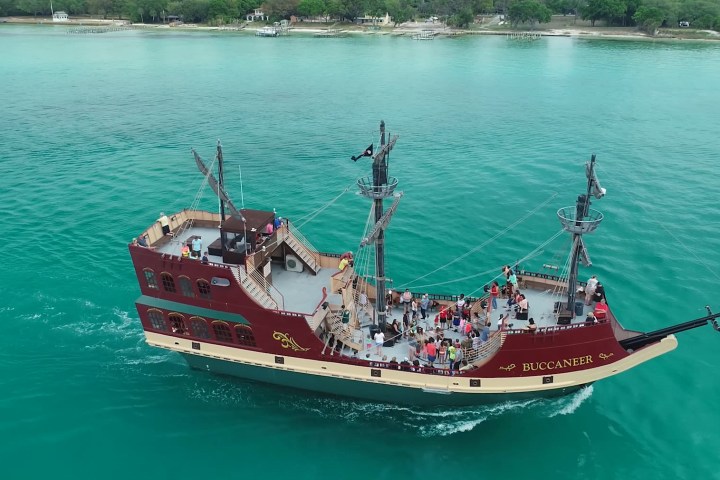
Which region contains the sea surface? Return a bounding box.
[1,25,719,479]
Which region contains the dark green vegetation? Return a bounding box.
[1,0,718,32]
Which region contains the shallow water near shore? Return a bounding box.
[1,25,720,479]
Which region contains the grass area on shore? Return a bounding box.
[2,15,718,42]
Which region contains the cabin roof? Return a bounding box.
[223,209,274,233]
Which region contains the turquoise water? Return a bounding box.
[2,25,720,478]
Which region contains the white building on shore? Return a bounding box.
[52,11,69,21]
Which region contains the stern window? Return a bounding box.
[197,279,211,299]
[212,321,232,343]
[234,325,257,347]
[148,309,166,331]
[144,269,158,290]
[179,276,195,298]
[161,273,176,293]
[189,316,210,339]
[169,313,188,335]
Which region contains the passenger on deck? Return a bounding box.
[411,298,418,320]
[525,318,537,332]
[438,341,448,365]
[585,275,599,305]
[338,257,349,271]
[456,294,466,312]
[420,294,429,320]
[585,311,598,325]
[497,313,512,330]
[389,357,399,369]
[594,298,609,321]
[274,216,282,230]
[453,340,464,372]
[482,321,491,341]
[181,244,190,258]
[389,319,402,337]
[461,335,473,350]
[158,212,170,236]
[452,308,462,332]
[191,236,202,259]
[515,294,528,316]
[448,342,456,369]
[400,358,411,371]
[201,251,209,264]
[137,235,149,247]
[408,334,418,362]
[506,291,521,311]
[425,340,437,366]
[341,305,351,325]
[265,222,274,235]
[374,330,385,355]
[593,283,606,303]
[463,318,473,336]
[401,289,412,313]
[490,281,500,310]
[386,290,394,317]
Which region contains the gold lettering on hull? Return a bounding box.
[499,364,516,371]
[522,355,594,372]
[272,331,310,352]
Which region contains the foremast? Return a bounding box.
[557,155,606,316]
[356,121,401,331]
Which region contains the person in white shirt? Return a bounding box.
[374,330,385,356]
[585,275,599,305]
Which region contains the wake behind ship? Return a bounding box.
[128,122,719,406]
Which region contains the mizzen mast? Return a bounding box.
[557,154,606,320]
[356,121,401,331]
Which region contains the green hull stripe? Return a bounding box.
[137,295,249,325]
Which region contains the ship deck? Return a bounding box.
[349,286,595,365]
[149,223,601,368]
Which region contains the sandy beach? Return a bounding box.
[2,15,718,42]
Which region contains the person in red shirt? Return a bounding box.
[425,340,437,366]
[594,298,609,321]
[490,281,500,311]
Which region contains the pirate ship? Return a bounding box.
[128,121,719,405]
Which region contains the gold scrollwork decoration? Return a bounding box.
[272,331,310,352]
[598,353,614,360]
[499,364,516,371]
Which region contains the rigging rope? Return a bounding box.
[404,228,565,293]
[595,165,720,283]
[403,192,559,289]
[293,184,353,229]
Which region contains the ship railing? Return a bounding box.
[245,255,285,309]
[305,288,330,330]
[338,355,465,377]
[284,220,320,262]
[230,265,279,310]
[464,331,505,366]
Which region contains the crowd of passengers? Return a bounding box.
[370,268,610,373]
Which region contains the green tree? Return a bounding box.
[384,0,414,24]
[679,0,720,28]
[633,4,663,31]
[297,0,325,16]
[263,0,299,18]
[17,0,48,16]
[508,0,552,26]
[446,6,472,26]
[580,0,627,26]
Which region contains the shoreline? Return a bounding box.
[2,16,718,42]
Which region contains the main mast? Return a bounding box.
[357,121,400,332]
[217,141,228,257]
[557,154,606,320]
